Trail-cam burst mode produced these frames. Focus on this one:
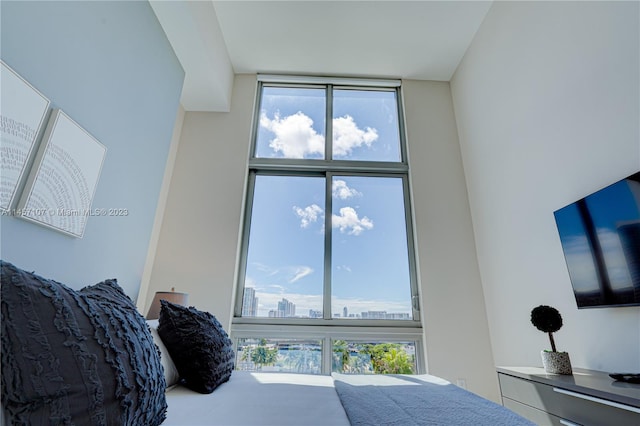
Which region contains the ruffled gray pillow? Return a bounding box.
[158,300,234,394]
[0,260,167,425]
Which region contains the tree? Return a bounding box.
[333,340,351,373]
[241,338,279,369]
[379,348,414,374]
[283,345,321,373]
[362,343,414,374]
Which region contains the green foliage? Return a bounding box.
[362,343,414,374]
[333,340,351,373]
[241,339,279,369]
[333,342,414,374]
[281,345,320,373]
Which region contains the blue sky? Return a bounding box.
[244,87,412,318]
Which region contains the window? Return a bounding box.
[236,338,322,374]
[233,75,422,374]
[332,340,417,374]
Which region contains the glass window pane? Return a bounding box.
[255,87,326,159]
[331,176,412,319]
[243,175,325,317]
[332,89,401,162]
[332,340,416,374]
[236,338,322,374]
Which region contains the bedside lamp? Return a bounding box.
[146,288,189,320]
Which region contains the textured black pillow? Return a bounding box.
[0,260,167,425]
[157,300,234,394]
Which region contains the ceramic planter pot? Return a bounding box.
[541,350,572,375]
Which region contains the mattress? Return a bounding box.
[163,371,350,425]
[164,371,534,425]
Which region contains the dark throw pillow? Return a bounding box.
[0,260,167,425]
[157,300,234,394]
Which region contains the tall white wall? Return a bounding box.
[144,75,255,328]
[451,1,640,373]
[404,80,498,401]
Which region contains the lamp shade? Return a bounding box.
[146,290,189,320]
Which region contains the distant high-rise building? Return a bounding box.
[386,313,411,320]
[242,287,258,316]
[361,311,387,319]
[360,311,411,320]
[343,306,348,318]
[277,298,296,317]
[309,309,323,318]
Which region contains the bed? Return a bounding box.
[163,371,535,426]
[0,260,533,425]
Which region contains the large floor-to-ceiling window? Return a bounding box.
[232,75,423,375]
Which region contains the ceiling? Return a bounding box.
[150,1,494,112]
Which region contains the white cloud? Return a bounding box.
[290,266,313,283]
[333,115,378,157]
[251,263,276,276]
[267,284,286,293]
[332,207,373,236]
[260,111,324,158]
[293,204,323,228]
[260,112,378,158]
[332,179,361,200]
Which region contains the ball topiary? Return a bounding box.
[530,305,563,352]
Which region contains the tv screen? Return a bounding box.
[553,171,640,308]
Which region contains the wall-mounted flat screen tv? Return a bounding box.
[554,171,640,308]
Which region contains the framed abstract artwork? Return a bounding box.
[0,60,51,211]
[17,109,107,238]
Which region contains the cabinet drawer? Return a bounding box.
[499,373,640,426]
[502,397,564,426]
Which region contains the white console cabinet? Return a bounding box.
[497,367,640,426]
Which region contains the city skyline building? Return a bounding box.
[242,287,258,317]
[278,298,296,317]
[309,309,322,318]
[241,292,411,319]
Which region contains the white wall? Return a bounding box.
[403,80,498,401]
[144,75,255,328]
[451,1,640,373]
[1,1,184,298]
[137,104,185,313]
[146,75,498,401]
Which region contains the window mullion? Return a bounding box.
[323,172,333,320]
[397,87,408,164]
[322,336,332,374]
[323,84,333,321]
[235,171,257,317]
[402,174,420,321]
[325,84,333,161]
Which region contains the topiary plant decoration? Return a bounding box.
[530,305,563,352]
[531,305,572,375]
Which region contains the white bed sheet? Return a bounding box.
[164,371,350,426]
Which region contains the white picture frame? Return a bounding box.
[17,109,107,238]
[0,60,51,212]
